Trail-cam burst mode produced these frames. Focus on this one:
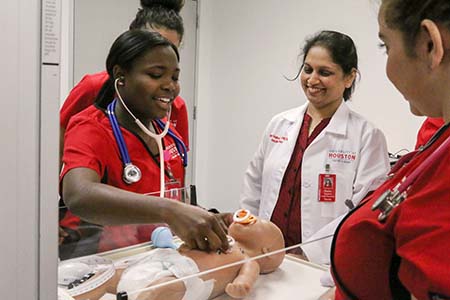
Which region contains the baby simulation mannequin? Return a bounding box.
[113,209,286,300]
[59,210,285,300]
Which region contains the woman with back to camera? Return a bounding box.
[240,31,390,264]
[325,1,450,299]
[60,30,229,258]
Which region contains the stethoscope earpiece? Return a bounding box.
[116,77,125,86]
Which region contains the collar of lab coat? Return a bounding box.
[283,100,349,136]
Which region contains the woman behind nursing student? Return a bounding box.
[61,30,229,256]
[240,30,390,264]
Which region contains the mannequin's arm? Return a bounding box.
[225,260,260,298]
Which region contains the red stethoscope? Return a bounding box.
[372,123,450,222]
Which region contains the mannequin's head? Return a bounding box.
[229,213,285,274]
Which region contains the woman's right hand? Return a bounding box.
[165,203,229,252]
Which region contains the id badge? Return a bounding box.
[318,173,336,202]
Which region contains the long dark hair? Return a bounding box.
[95,30,180,109]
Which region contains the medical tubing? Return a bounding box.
[397,135,450,194]
[107,100,131,164]
[136,121,165,197]
[114,78,172,197]
[122,234,334,298]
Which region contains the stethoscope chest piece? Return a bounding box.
[371,189,405,222]
[123,163,142,184]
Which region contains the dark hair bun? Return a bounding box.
[140,0,184,13]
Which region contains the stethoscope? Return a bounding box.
[106,78,187,197]
[372,123,450,222]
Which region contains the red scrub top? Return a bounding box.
[60,105,185,253]
[60,71,190,149]
[332,124,450,300]
[415,117,445,149]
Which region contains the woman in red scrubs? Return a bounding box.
[59,0,193,258]
[60,30,229,258]
[59,0,190,166]
[329,1,450,299]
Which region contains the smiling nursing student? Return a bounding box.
[240,30,390,264]
[60,30,230,259]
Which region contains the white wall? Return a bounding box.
[1,1,40,298]
[0,0,59,299]
[195,0,424,211]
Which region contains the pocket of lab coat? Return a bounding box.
[320,169,355,218]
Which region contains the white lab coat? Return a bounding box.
[240,101,390,264]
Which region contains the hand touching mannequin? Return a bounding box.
[59,0,194,259]
[61,30,229,259]
[108,210,285,300]
[58,210,285,300]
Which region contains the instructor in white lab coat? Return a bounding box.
[240,31,390,264]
